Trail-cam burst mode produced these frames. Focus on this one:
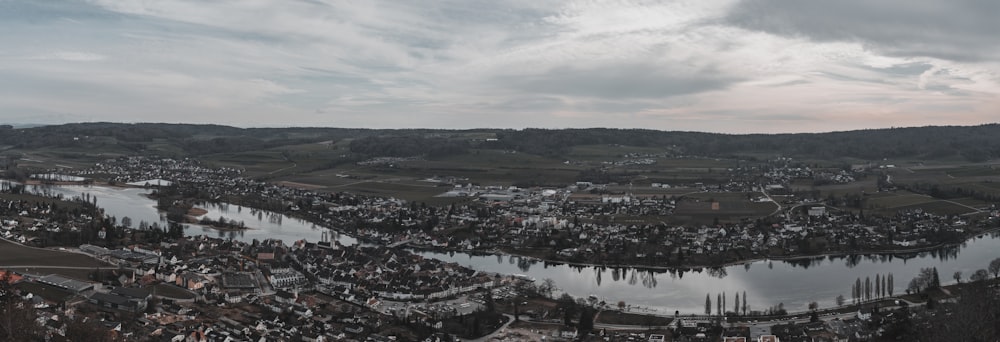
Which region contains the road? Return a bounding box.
[761,186,782,216]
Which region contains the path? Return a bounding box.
[761,186,782,216]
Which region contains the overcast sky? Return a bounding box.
[1,0,998,133]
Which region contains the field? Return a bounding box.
[0,240,107,268]
[672,192,778,223]
[864,191,982,216]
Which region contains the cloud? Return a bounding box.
[498,63,738,99]
[0,0,997,133]
[32,51,107,62]
[723,0,1000,62]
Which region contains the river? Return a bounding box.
[18,184,1000,315]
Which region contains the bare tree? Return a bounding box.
[971,269,990,282]
[990,258,1000,279]
[836,294,845,306]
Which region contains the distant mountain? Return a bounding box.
[0,123,48,129]
[1,122,998,162]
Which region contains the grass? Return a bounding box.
[0,240,107,268]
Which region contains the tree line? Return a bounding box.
[5,123,1000,161]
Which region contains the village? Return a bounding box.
[53,156,998,269]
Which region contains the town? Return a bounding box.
[1,153,999,341]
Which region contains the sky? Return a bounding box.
[1,0,998,133]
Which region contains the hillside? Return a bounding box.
[2,122,999,162]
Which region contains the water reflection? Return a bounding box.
[17,184,356,245]
[14,183,1000,314]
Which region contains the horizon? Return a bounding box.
[4,121,999,136]
[2,1,998,133]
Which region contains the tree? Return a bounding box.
[0,271,42,341]
[734,292,740,314]
[881,274,888,297]
[954,271,963,284]
[540,278,556,298]
[484,290,495,312]
[557,294,577,326]
[990,258,1000,279]
[875,274,881,299]
[742,291,748,316]
[971,269,990,282]
[808,301,818,311]
[717,293,722,316]
[865,277,872,301]
[578,308,595,333]
[851,280,858,304]
[59,316,123,342]
[836,294,845,307]
[887,273,894,296]
[932,267,941,288]
[705,294,711,316]
[855,278,862,303]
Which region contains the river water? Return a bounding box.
[18,184,1000,314]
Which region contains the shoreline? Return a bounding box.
[13,181,996,271]
[404,227,1000,272]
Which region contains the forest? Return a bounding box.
[2,122,999,162]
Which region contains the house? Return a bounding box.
[759,335,780,342]
[176,272,211,291]
[808,206,826,217]
[275,290,297,305]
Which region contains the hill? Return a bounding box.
[2,122,999,162]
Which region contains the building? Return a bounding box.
[36,274,95,293]
[89,292,147,313]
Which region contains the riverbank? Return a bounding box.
[402,228,997,274]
